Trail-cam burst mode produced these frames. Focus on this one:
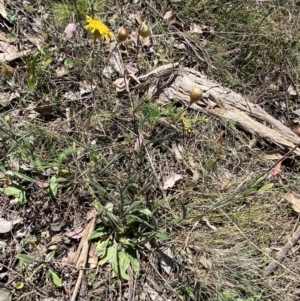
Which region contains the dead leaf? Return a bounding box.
[126,63,138,75]
[0,42,18,54]
[0,0,8,20]
[88,242,98,268]
[284,193,300,213]
[134,133,144,153]
[108,50,124,75]
[220,171,235,191]
[163,10,173,21]
[287,84,297,96]
[190,23,203,34]
[263,153,282,160]
[173,43,186,50]
[32,105,55,117]
[79,80,96,95]
[112,77,127,92]
[0,218,12,233]
[159,247,173,274]
[290,122,300,136]
[23,33,44,51]
[189,158,200,182]
[0,217,22,233]
[0,34,9,43]
[86,209,98,220]
[0,49,33,63]
[134,12,143,24]
[199,255,212,269]
[0,284,11,301]
[140,36,150,46]
[0,91,19,106]
[172,143,183,160]
[61,250,77,266]
[64,23,77,40]
[55,66,68,77]
[1,64,14,78]
[273,161,282,177]
[163,174,183,190]
[50,235,62,244]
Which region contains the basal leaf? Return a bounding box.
[95,239,109,258]
[88,226,108,240]
[15,253,35,264]
[49,269,62,287]
[98,245,114,265]
[45,251,55,262]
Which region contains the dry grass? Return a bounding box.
[1,0,300,300]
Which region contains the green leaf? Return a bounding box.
[6,170,37,183]
[98,245,114,265]
[127,215,155,230]
[155,232,172,240]
[8,32,17,41]
[87,180,108,196]
[180,200,187,219]
[42,58,52,68]
[49,269,62,287]
[259,183,274,192]
[88,226,108,240]
[118,248,130,280]
[107,212,121,225]
[28,52,41,91]
[15,282,24,290]
[49,176,58,198]
[93,200,101,212]
[64,58,74,69]
[45,251,55,262]
[138,208,152,216]
[58,146,75,164]
[125,246,139,275]
[124,201,142,215]
[105,202,114,212]
[0,185,26,203]
[96,239,109,258]
[15,253,35,264]
[111,244,118,272]
[100,154,122,175]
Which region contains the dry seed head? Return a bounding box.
[138,22,150,38]
[117,28,129,42]
[189,87,203,104]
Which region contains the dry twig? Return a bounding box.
[265,226,300,276]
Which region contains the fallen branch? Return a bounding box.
[145,66,300,155]
[265,226,300,276]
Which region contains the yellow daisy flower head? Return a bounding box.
[84,16,114,40]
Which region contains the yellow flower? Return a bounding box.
[84,16,114,40]
[181,113,192,133]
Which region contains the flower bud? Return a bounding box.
[117,28,129,42]
[189,87,203,104]
[138,22,150,38]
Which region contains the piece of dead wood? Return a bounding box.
[265,226,300,276]
[70,217,96,301]
[145,66,300,155]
